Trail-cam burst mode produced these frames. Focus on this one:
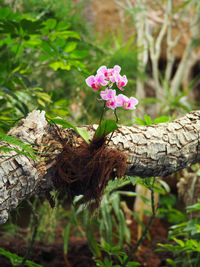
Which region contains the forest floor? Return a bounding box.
[0,216,172,267]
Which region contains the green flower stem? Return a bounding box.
[121,177,156,267]
[114,109,119,123]
[98,101,106,126]
[107,109,118,145]
[20,211,39,267]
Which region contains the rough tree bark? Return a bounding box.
[0,110,200,225]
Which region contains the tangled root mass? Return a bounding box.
[54,136,127,210]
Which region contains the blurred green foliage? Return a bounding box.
[0,2,92,133]
[157,199,200,267]
[0,247,43,267]
[158,194,187,224]
[61,176,170,265]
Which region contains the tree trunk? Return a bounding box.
[0,110,200,224]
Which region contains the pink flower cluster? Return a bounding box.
[85,65,138,110]
[100,89,138,110]
[86,65,127,91]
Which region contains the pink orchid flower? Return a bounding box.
[97,65,121,80]
[112,73,128,90]
[85,74,108,91]
[100,89,117,109]
[100,89,116,100]
[116,94,138,110]
[106,99,118,109]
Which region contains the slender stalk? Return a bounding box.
[106,109,118,145]
[20,211,39,267]
[114,108,119,123]
[137,186,147,241]
[121,177,156,266]
[98,101,106,126]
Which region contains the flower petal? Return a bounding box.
[85,75,95,87]
[97,65,107,75]
[113,65,121,73]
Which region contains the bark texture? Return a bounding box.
[0,110,200,224]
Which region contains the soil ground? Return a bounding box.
[0,216,172,267]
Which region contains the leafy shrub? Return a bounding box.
[157,199,200,267]
[0,5,89,132]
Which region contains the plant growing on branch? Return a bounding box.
[52,65,138,210]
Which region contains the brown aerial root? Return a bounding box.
[53,136,127,210]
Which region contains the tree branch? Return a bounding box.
[0,110,200,224]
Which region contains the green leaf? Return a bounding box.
[15,102,29,116]
[117,191,137,197]
[0,86,19,100]
[45,18,57,30]
[56,21,71,31]
[128,176,139,186]
[40,42,55,56]
[63,223,71,255]
[0,146,35,158]
[0,134,37,160]
[134,115,155,126]
[159,180,170,193]
[159,194,176,207]
[133,117,146,126]
[35,92,51,104]
[53,30,80,40]
[0,247,43,267]
[24,37,42,48]
[20,19,43,34]
[11,44,24,56]
[0,37,15,46]
[50,118,76,130]
[192,38,200,48]
[94,120,118,138]
[153,116,169,124]
[70,49,88,59]
[0,20,18,34]
[0,8,11,19]
[54,99,69,107]
[49,61,70,71]
[110,193,120,218]
[50,118,90,143]
[85,219,101,258]
[101,196,113,244]
[53,38,66,48]
[49,108,69,117]
[68,59,86,71]
[172,237,185,247]
[186,200,200,213]
[64,41,77,53]
[143,114,152,125]
[127,262,141,267]
[76,128,90,144]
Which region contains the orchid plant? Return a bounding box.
[51,65,138,142]
[86,65,138,138]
